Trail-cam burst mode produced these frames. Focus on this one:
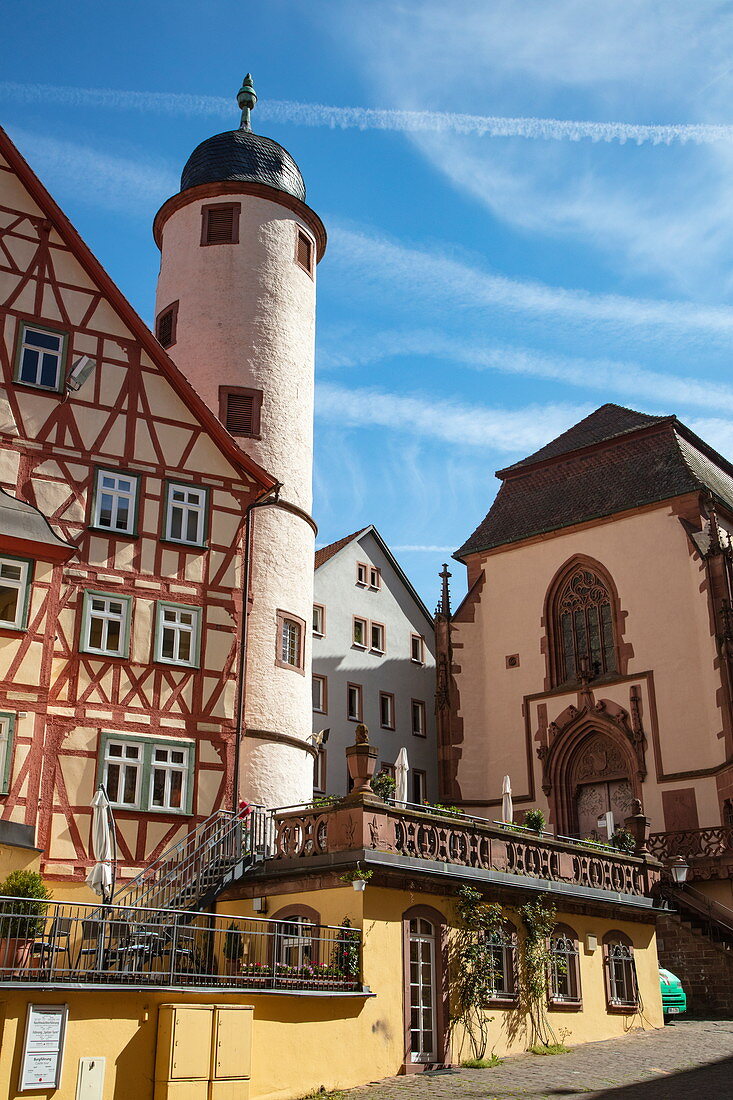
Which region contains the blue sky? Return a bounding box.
[4,1,733,606]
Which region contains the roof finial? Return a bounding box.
[237,73,257,132]
[436,563,452,618]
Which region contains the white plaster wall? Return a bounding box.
[313,531,438,799]
[155,188,318,808]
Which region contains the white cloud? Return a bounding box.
[6,126,176,214]
[316,381,589,451]
[319,327,733,413]
[5,80,733,146]
[329,226,733,338]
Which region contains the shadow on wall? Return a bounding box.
[546,1052,733,1099]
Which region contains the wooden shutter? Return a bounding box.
[205,206,236,244]
[157,309,174,348]
[296,230,313,272]
[225,391,254,435]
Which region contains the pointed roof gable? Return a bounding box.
[497,404,672,475]
[456,403,733,560]
[315,525,433,625]
[0,126,275,492]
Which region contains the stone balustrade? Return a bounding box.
[273,798,660,899]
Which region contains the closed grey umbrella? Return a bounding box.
[86,786,115,901]
[502,775,513,824]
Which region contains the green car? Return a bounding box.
[659,967,687,1017]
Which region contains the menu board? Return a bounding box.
[19,1005,68,1091]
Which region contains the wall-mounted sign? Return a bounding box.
[19,1004,68,1091]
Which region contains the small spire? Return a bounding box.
[237,73,257,132]
[437,563,452,618]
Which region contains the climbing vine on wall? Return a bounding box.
[450,885,504,1060]
[517,898,561,1049]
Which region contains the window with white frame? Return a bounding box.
[410,634,425,663]
[281,618,301,667]
[155,603,200,667]
[164,482,208,545]
[412,769,426,805]
[102,734,193,813]
[369,567,381,589]
[411,699,426,737]
[15,323,67,391]
[104,739,142,807]
[312,604,325,636]
[0,557,32,630]
[353,617,367,648]
[379,692,395,730]
[0,713,15,795]
[313,748,327,794]
[150,744,189,810]
[92,470,139,535]
[370,622,385,653]
[347,683,362,722]
[312,674,327,713]
[81,591,131,657]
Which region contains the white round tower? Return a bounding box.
[152,76,326,807]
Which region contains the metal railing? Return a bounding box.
[0,898,362,993]
[114,805,275,912]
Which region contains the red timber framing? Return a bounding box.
[0,126,276,889]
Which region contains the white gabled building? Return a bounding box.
[311,526,437,801]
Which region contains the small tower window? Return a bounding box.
[276,611,306,673]
[219,386,262,437]
[295,228,314,275]
[201,202,240,246]
[156,301,178,349]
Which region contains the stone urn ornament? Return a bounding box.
[345,724,378,795]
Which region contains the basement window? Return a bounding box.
[201,203,240,245]
[219,386,262,437]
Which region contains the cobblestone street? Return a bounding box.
[334,1020,733,1099]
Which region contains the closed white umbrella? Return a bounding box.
[502,775,513,824]
[395,748,409,804]
[86,786,115,901]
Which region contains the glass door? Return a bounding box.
[408,917,437,1062]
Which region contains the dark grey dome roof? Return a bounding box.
[180,129,306,202]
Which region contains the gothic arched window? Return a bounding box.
[553,565,617,686]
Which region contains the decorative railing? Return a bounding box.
[273,799,659,898]
[648,826,733,863]
[0,898,362,993]
[114,805,275,912]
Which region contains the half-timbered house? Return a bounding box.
[0,124,277,897]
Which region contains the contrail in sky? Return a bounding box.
[2,81,733,147]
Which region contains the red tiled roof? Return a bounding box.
[314,528,368,569]
[456,404,733,560]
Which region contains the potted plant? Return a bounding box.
[223,921,244,976]
[371,771,396,802]
[523,808,546,834]
[0,870,51,973]
[339,866,373,892]
[609,826,636,854]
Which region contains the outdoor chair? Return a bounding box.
[30,915,73,975]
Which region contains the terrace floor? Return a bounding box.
[333,1019,733,1100]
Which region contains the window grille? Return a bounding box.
[555,566,617,684]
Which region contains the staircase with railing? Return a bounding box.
[113,805,274,913]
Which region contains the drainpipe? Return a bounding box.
[232,482,282,812]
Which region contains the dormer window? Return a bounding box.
[201,202,240,245]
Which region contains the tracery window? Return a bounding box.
[603,931,638,1010]
[483,921,518,1001]
[554,566,617,685]
[548,924,581,1005]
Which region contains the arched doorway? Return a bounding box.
[572,733,634,840]
[402,906,447,1068]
